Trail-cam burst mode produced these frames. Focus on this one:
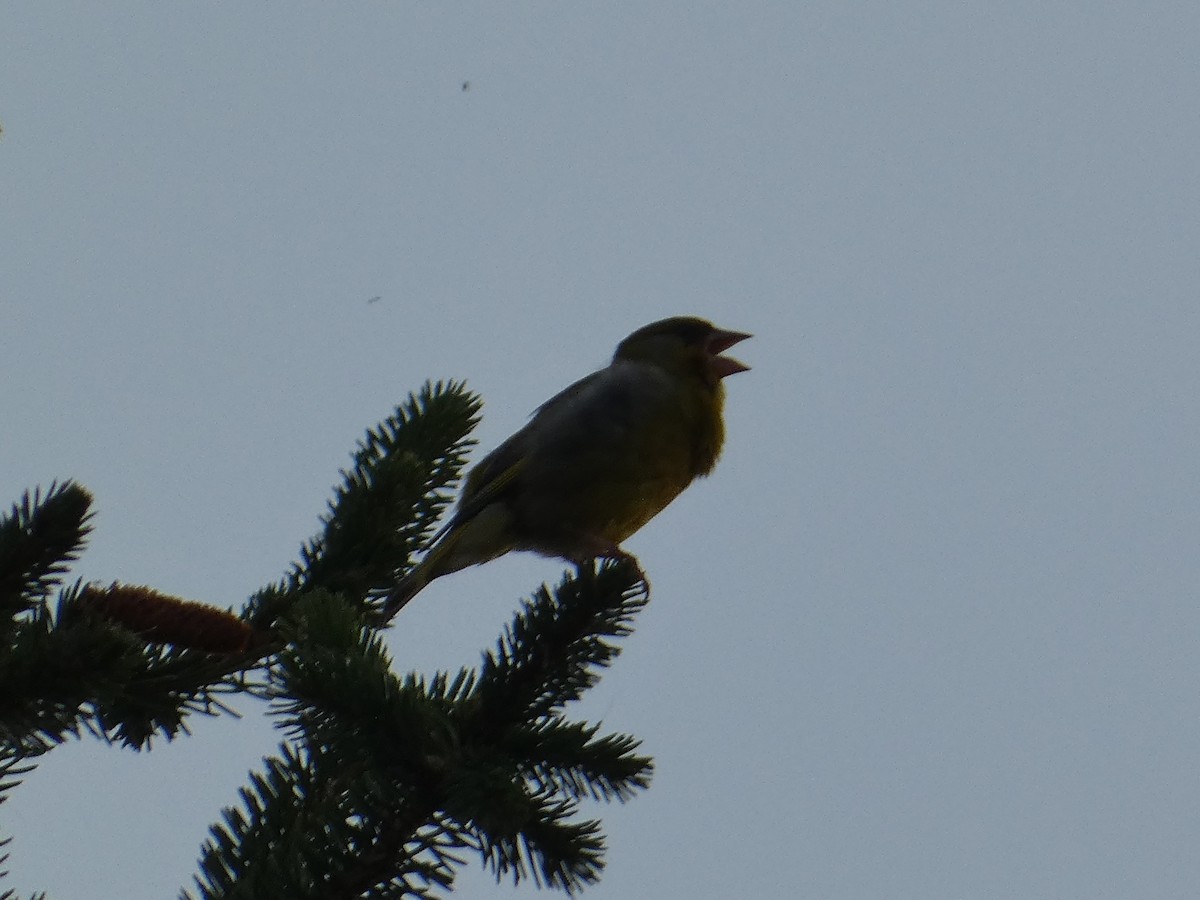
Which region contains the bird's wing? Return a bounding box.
[442,362,677,539]
[445,454,525,531]
[522,362,676,457]
[441,370,606,531]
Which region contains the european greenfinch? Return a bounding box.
[383,316,750,614]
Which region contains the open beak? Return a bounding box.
[707,327,752,378]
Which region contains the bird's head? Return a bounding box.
[614,316,751,387]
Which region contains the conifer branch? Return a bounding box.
[3,379,655,898]
[472,561,651,727]
[284,381,482,617]
[188,565,653,897]
[0,482,93,634]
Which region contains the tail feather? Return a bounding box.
[381,566,430,617]
[380,522,465,618]
[381,504,516,619]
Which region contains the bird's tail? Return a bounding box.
[379,523,465,618]
[381,566,430,617]
[380,506,515,620]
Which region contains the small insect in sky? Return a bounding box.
[367,296,381,305]
[461,81,470,92]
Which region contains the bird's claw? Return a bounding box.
[572,546,650,598]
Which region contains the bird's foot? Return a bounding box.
[608,549,650,596]
[570,540,651,597]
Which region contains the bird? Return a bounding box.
[382,316,750,615]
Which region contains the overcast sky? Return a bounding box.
[4,3,1200,898]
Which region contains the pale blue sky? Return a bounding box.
[4,4,1200,898]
